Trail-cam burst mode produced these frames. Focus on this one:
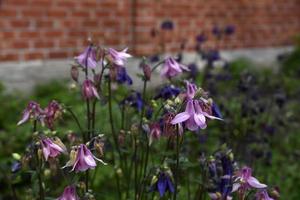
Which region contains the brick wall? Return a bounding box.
[0,0,300,62]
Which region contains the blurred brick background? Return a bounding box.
[0,0,300,62]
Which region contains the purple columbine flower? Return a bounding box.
[75,46,98,69]
[120,92,143,112]
[65,144,106,172]
[256,190,274,200]
[160,57,189,78]
[44,100,62,130]
[171,99,221,131]
[17,101,44,126]
[196,33,207,44]
[57,185,80,200]
[82,79,99,100]
[148,122,161,145]
[151,172,175,197]
[232,167,267,193]
[108,47,132,67]
[41,137,66,161]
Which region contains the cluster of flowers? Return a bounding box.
[14,38,278,199]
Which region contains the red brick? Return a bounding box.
[10,20,30,28]
[0,9,17,17]
[19,31,40,38]
[34,41,54,48]
[23,52,45,60]
[47,10,67,17]
[48,51,68,59]
[0,53,19,61]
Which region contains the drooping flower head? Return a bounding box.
[255,190,274,200]
[225,25,235,36]
[233,166,267,193]
[116,67,133,85]
[108,47,132,67]
[57,185,80,200]
[162,113,183,137]
[44,100,62,130]
[75,46,98,69]
[208,149,234,200]
[151,172,175,197]
[82,79,99,100]
[148,122,161,145]
[160,57,189,78]
[17,101,44,126]
[41,137,66,161]
[64,144,106,172]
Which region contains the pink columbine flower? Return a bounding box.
[82,79,100,100]
[160,57,189,78]
[41,137,66,161]
[44,100,62,130]
[57,185,79,200]
[66,144,106,172]
[232,167,267,193]
[17,101,44,126]
[256,190,274,200]
[108,47,132,66]
[149,123,161,145]
[75,46,98,69]
[171,100,221,131]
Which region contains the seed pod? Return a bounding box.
[142,63,151,81]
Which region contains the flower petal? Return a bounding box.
[171,112,190,124]
[247,176,267,189]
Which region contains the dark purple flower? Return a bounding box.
[212,102,223,119]
[212,26,222,38]
[196,33,207,43]
[188,63,199,79]
[17,101,44,126]
[11,161,22,173]
[75,46,98,69]
[82,79,99,100]
[57,185,80,200]
[116,67,133,85]
[155,85,181,100]
[120,92,143,112]
[161,20,174,30]
[151,172,175,197]
[225,25,235,35]
[149,55,160,63]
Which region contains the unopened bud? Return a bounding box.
[71,66,79,82]
[142,64,151,81]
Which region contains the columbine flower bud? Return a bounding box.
[71,65,79,82]
[142,63,151,81]
[82,79,100,100]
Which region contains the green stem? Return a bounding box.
[173,127,180,200]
